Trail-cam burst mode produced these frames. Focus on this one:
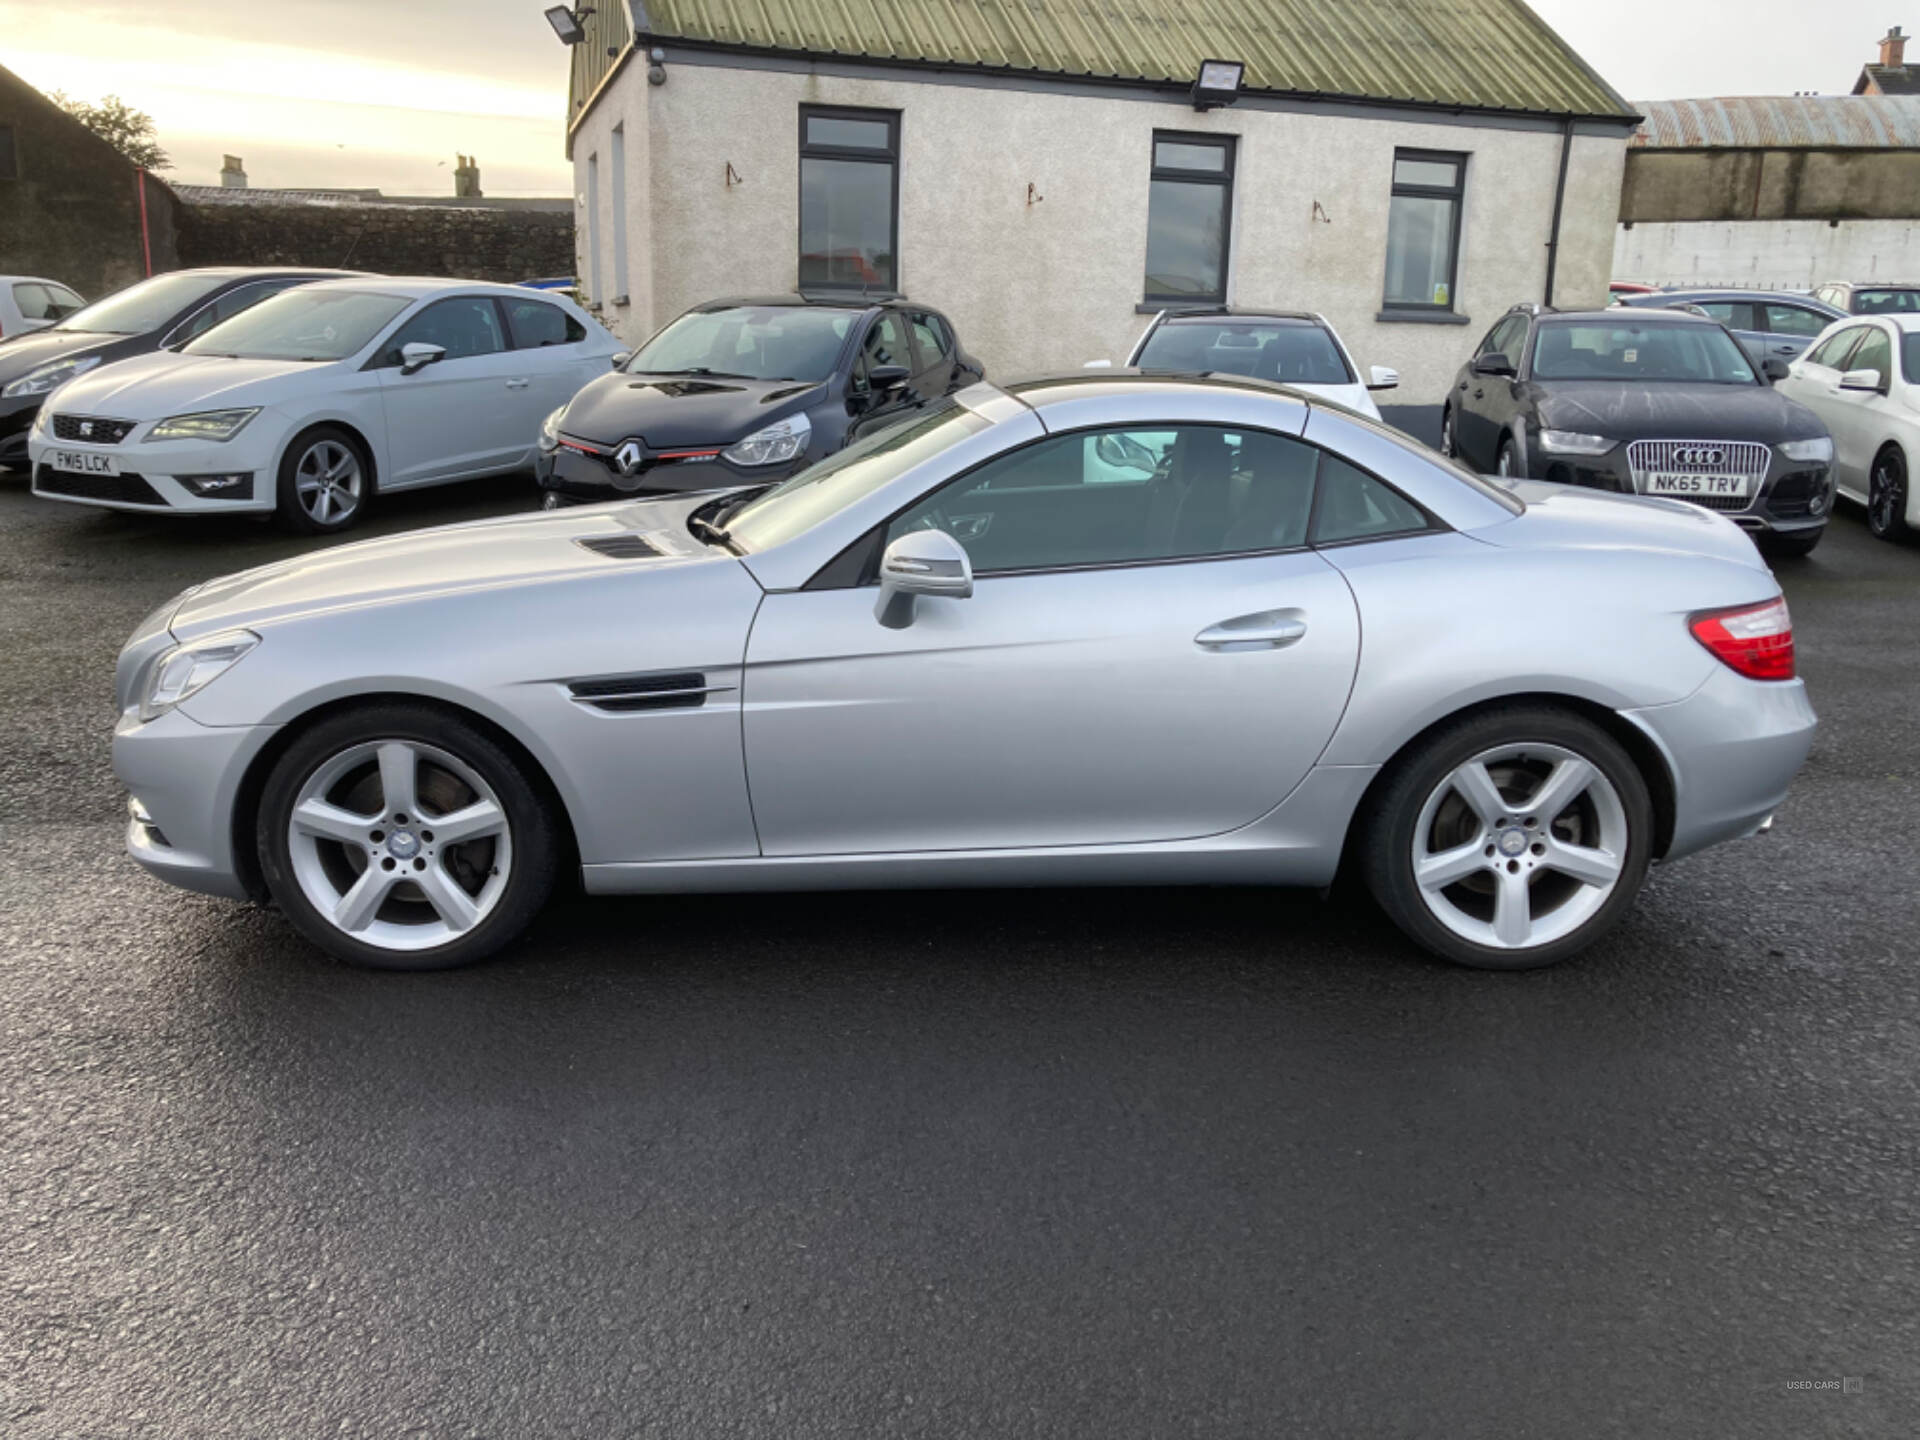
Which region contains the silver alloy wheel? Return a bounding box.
[1410,742,1628,951]
[1496,442,1514,477]
[286,739,512,953]
[1869,452,1904,535]
[1440,410,1456,458]
[294,438,363,526]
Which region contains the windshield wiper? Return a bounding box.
[687,513,743,554]
[639,367,758,380]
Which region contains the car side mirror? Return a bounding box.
[1367,364,1399,392]
[1094,431,1158,476]
[1839,366,1887,395]
[399,342,447,376]
[1471,352,1516,378]
[868,364,911,392]
[610,350,631,370]
[874,528,972,629]
[1762,356,1791,382]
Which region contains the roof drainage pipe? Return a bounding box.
[1542,115,1574,307]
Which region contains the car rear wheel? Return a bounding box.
[1867,445,1913,542]
[1363,706,1653,970]
[257,704,560,970]
[1495,437,1517,478]
[1440,406,1458,460]
[277,426,369,534]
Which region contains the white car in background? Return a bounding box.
[1089,307,1399,420]
[1775,312,1920,541]
[28,278,622,532]
[0,275,86,340]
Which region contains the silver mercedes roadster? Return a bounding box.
[113,374,1815,971]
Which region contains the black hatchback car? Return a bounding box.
[535,295,982,505]
[0,267,359,470]
[1442,305,1836,556]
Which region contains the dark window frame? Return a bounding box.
[1383,147,1467,315]
[798,104,901,296]
[1143,131,1236,306]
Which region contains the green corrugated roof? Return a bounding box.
[571,0,1635,126]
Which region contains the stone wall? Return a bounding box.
[175,202,574,283]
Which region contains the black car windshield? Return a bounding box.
[629,306,856,382]
[1531,321,1758,384]
[182,289,412,361]
[1902,333,1920,385]
[1137,319,1353,384]
[52,272,227,335]
[1853,289,1920,314]
[726,400,989,551]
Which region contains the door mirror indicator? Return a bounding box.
[1367,364,1400,391]
[875,528,972,629]
[1839,367,1887,395]
[1470,352,1516,378]
[399,342,447,376]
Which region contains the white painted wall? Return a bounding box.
[1614,218,1920,290]
[574,61,1626,409]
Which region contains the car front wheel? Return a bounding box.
[1868,445,1913,542]
[257,703,560,969]
[1363,706,1653,970]
[278,426,369,534]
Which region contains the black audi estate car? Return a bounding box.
[535,295,983,506]
[0,267,358,471]
[1443,305,1836,557]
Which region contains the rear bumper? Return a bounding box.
[1622,665,1817,862]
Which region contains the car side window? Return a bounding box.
[884,424,1319,575]
[377,296,508,366]
[854,312,910,388]
[1693,301,1750,329]
[1308,453,1431,546]
[908,311,948,372]
[1848,326,1893,382]
[171,278,305,344]
[503,297,586,348]
[1807,326,1866,369]
[11,282,52,320]
[1476,317,1516,357]
[1764,304,1827,338]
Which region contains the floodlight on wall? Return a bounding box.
[1191,59,1245,111]
[545,4,595,44]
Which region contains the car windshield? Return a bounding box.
[1530,321,1758,384]
[52,272,227,336]
[182,290,413,361]
[1137,319,1353,384]
[1853,289,1920,314]
[629,305,856,382]
[725,399,990,551]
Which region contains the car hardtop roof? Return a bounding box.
[291,276,546,299]
[1154,306,1321,324]
[1655,287,1833,302]
[1823,279,1920,289]
[169,266,365,281]
[694,293,912,313]
[1003,368,1321,406]
[1539,308,1719,326]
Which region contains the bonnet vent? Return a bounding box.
[576,534,661,560]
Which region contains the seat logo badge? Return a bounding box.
[1675,447,1724,467]
[79,421,94,437]
[612,441,646,475]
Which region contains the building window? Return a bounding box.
[584,151,602,304]
[1383,150,1466,312]
[0,125,16,181]
[799,106,899,292]
[609,126,628,304]
[1144,133,1235,304]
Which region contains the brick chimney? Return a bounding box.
[453,154,482,198]
[219,154,247,188]
[1880,25,1907,68]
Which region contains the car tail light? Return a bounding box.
[1690,597,1794,681]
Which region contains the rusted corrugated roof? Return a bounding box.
[570,0,1636,127]
[1631,95,1920,149]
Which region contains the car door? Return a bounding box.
[906,309,955,400]
[1822,323,1899,483]
[740,422,1362,856]
[1457,315,1525,467]
[1778,324,1866,485]
[500,295,597,438]
[1759,301,1832,363]
[850,311,919,428]
[373,295,531,486]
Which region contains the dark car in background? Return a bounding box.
[536,295,982,506]
[1442,305,1835,556]
[0,267,360,472]
[1616,288,1843,365]
[1812,281,1920,315]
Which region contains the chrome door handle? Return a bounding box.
[1195,611,1308,652]
[506,378,530,390]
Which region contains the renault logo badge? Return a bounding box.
[612,440,645,476]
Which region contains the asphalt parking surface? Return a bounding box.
[2,472,1917,1438]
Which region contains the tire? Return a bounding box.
[1758,528,1824,560]
[256,703,560,970]
[1439,407,1458,460]
[1867,445,1913,542]
[1362,705,1654,971]
[1495,436,1518,479]
[277,425,370,534]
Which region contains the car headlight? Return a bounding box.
[147,408,261,443]
[1778,435,1834,464]
[1537,429,1615,456]
[3,353,102,398]
[138,629,259,723]
[538,405,566,454]
[721,412,811,467]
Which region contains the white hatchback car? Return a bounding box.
[1774,311,1920,541]
[1089,308,1399,420]
[28,278,622,532]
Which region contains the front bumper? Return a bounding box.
[114,706,280,900]
[1622,663,1817,862]
[29,423,280,514]
[1528,439,1833,537]
[537,439,804,503]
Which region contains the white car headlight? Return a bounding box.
[3,353,102,398]
[1778,435,1834,464]
[538,405,566,453]
[148,408,261,443]
[139,629,260,723]
[721,412,811,467]
[1537,429,1615,456]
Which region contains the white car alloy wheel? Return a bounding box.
[1410,742,1627,952]
[293,437,364,528]
[285,738,513,953]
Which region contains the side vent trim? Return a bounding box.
[576,535,662,560]
[566,670,732,712]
